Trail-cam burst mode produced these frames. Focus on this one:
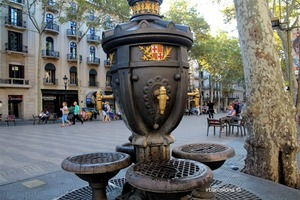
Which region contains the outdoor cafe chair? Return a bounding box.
[207,118,226,137]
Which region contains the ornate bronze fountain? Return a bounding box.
[102,0,193,163]
[59,1,252,200]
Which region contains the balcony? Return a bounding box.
[45,23,59,34]
[43,78,58,85]
[87,34,101,44]
[9,0,24,7]
[87,57,100,65]
[69,80,78,86]
[0,78,30,88]
[44,2,59,13]
[42,50,60,59]
[89,81,99,87]
[66,29,82,38]
[67,54,82,62]
[104,60,111,68]
[5,43,28,55]
[4,17,26,31]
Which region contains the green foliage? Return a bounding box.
[93,0,130,22]
[199,32,244,89]
[163,0,243,95]
[163,0,210,62]
[163,0,210,39]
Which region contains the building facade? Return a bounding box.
[0,0,111,119]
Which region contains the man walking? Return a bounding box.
[207,101,215,118]
[73,101,83,125]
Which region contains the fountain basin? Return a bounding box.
[172,143,235,170]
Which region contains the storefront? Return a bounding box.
[42,89,78,116]
[8,95,23,118]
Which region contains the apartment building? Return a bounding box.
[0,0,112,119]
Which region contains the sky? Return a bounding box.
[161,0,238,37]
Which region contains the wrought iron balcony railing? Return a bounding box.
[4,17,26,29]
[45,22,59,33]
[0,78,29,85]
[5,43,28,53]
[42,50,60,58]
[87,57,100,65]
[87,34,101,43]
[66,29,82,38]
[67,54,82,62]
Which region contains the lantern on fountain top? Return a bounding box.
[102,0,193,162]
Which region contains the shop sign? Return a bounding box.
[43,96,56,101]
[8,95,23,101]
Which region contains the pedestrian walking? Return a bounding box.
[207,101,215,118]
[102,102,111,122]
[60,102,71,127]
[72,101,84,125]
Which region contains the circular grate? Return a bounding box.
[134,159,204,179]
[57,178,261,200]
[68,152,126,165]
[181,144,227,154]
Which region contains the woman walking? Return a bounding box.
[60,102,71,127]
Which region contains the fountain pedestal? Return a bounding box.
[61,152,131,200]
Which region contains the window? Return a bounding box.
[70,42,77,58]
[8,31,22,51]
[44,63,56,83]
[9,64,24,79]
[46,13,54,23]
[89,69,97,86]
[89,27,95,35]
[70,66,77,85]
[89,46,96,59]
[46,37,54,51]
[9,64,24,84]
[70,21,77,34]
[9,6,22,26]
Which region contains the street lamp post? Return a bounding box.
[63,75,68,102]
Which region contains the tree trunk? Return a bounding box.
[234,0,299,188]
[278,30,296,101]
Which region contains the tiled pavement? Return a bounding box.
[0,114,299,200]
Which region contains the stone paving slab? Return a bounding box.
[0,114,299,200]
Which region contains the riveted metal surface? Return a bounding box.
[126,159,213,193]
[133,159,204,179]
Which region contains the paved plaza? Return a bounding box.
[0,114,299,200]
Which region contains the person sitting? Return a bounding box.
[227,105,236,117]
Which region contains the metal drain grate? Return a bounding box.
[181,143,228,153]
[67,152,126,165]
[57,178,261,200]
[134,159,204,179]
